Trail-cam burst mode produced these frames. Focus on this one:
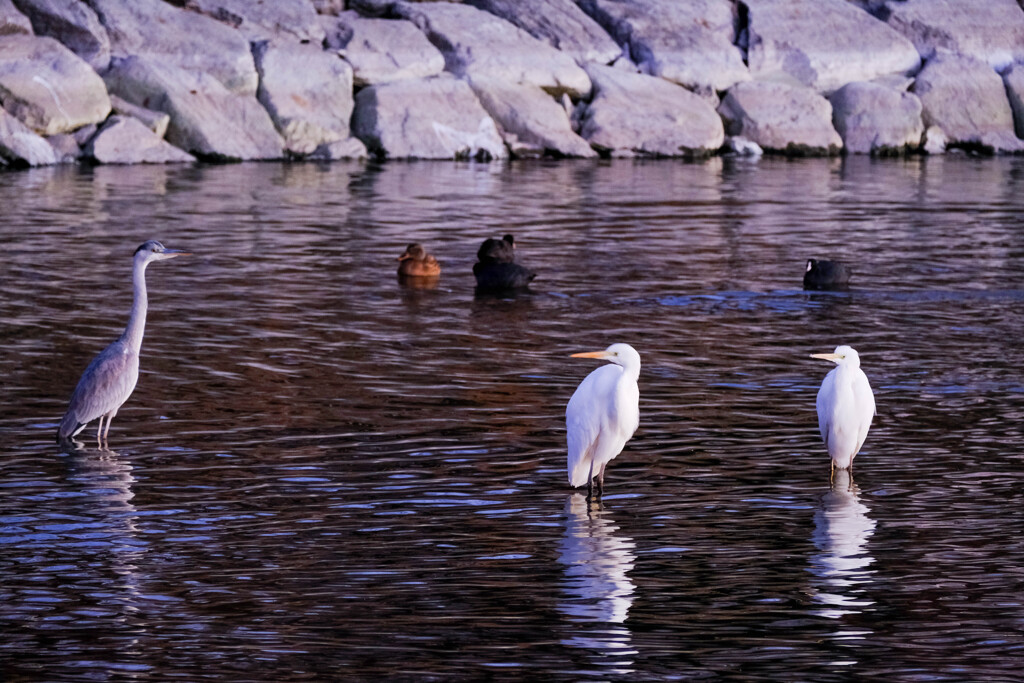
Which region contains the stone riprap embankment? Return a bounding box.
[2,0,1024,168]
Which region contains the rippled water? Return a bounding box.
[3,157,1024,680]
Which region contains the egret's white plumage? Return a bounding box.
[566,343,640,497]
[811,345,875,471]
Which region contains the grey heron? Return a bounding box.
[566,343,641,499]
[811,345,876,476]
[57,240,189,445]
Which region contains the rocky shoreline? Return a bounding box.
[2,0,1024,168]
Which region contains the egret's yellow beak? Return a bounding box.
[571,350,612,359]
[810,352,842,361]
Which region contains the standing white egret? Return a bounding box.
[811,345,876,475]
[57,240,189,445]
[566,343,641,498]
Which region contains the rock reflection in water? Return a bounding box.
[809,469,876,624]
[558,494,637,674]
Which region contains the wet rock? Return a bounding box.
[829,81,923,155]
[464,0,621,65]
[84,114,195,164]
[717,80,842,156]
[109,93,168,138]
[0,105,56,166]
[577,0,748,94]
[912,52,1024,153]
[1003,65,1024,140]
[12,0,109,71]
[394,2,591,98]
[881,0,1024,70]
[183,0,325,44]
[71,122,95,146]
[307,136,368,160]
[744,0,920,93]
[324,12,444,86]
[579,64,724,158]
[86,0,258,96]
[1,0,31,35]
[104,55,284,161]
[0,34,111,135]
[45,131,79,162]
[470,79,596,158]
[352,75,507,160]
[252,40,353,157]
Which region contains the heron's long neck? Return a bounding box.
[120,258,149,353]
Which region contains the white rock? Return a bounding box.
[308,136,368,160]
[0,34,110,135]
[470,79,596,158]
[395,2,591,98]
[324,12,444,86]
[726,136,763,157]
[464,0,621,65]
[1004,65,1024,140]
[311,0,345,17]
[830,81,923,154]
[0,105,56,166]
[717,80,842,155]
[882,0,1024,71]
[252,40,354,157]
[12,0,110,71]
[45,131,79,162]
[922,125,947,155]
[579,64,725,157]
[744,0,920,93]
[184,0,325,44]
[86,0,258,96]
[1,0,32,35]
[352,75,507,160]
[84,115,195,164]
[104,55,284,161]
[577,0,749,93]
[913,52,1024,153]
[109,93,168,138]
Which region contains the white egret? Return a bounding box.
[57,240,189,445]
[811,345,876,475]
[566,343,640,498]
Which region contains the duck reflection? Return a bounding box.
[558,494,637,673]
[809,469,876,620]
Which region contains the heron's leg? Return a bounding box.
[596,462,606,497]
[830,459,835,487]
[96,415,106,443]
[103,409,117,442]
[586,459,595,501]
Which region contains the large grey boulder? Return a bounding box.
[744,0,919,93]
[109,93,169,138]
[579,64,724,157]
[0,34,110,135]
[394,2,591,98]
[0,105,56,166]
[464,0,621,65]
[12,0,109,71]
[577,0,748,94]
[84,115,195,164]
[323,12,444,86]
[1,0,31,35]
[912,52,1024,153]
[308,136,367,160]
[252,40,354,156]
[882,0,1024,70]
[470,79,596,158]
[829,81,923,154]
[717,80,842,155]
[1004,65,1024,140]
[352,75,507,160]
[104,56,284,161]
[86,0,258,96]
[183,0,325,44]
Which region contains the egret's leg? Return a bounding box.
[830,459,835,487]
[596,463,606,497]
[103,409,116,443]
[586,459,595,501]
[96,415,107,444]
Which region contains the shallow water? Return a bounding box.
[2,157,1024,680]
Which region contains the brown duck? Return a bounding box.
[397,243,441,277]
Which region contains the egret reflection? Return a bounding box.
[809,469,876,621]
[558,494,637,674]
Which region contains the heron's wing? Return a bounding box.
[566,365,621,486]
[815,369,837,448]
[851,369,876,455]
[63,342,140,429]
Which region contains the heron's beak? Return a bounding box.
[161,249,190,258]
[571,350,612,359]
[810,352,841,362]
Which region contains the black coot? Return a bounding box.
[803,259,851,290]
[474,234,536,290]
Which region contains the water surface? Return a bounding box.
[2,157,1024,680]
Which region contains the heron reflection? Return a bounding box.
[558,494,637,674]
[809,469,876,621]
